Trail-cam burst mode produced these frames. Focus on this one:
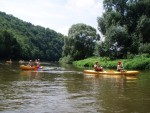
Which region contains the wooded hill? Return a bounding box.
[0,11,64,61]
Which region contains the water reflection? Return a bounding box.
[0,63,150,113]
[20,71,43,80]
[83,73,150,113]
[84,73,138,82]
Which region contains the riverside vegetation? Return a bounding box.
[73,54,150,70]
[60,0,150,67]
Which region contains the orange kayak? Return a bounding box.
[20,65,42,70]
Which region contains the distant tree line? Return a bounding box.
[0,11,64,61]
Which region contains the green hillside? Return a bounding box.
[0,11,64,61]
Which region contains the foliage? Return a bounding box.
[138,43,150,54]
[59,55,73,64]
[136,15,150,43]
[97,0,150,58]
[61,23,97,63]
[0,30,21,59]
[73,54,150,70]
[0,11,64,61]
[73,56,111,67]
[105,25,130,59]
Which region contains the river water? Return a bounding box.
[0,62,150,113]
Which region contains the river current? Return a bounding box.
[0,61,150,113]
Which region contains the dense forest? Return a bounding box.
[97,0,150,59]
[61,0,150,64]
[0,11,64,61]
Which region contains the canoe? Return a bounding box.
[84,70,140,75]
[20,65,42,70]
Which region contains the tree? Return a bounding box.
[105,25,130,58]
[136,15,150,43]
[97,0,150,58]
[0,11,65,61]
[61,23,97,63]
[0,30,21,59]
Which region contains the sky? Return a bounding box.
[0,0,104,36]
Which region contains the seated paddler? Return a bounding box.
[94,62,103,71]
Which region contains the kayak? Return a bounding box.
[20,65,42,70]
[84,70,140,75]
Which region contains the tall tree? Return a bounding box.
[97,0,150,58]
[62,23,97,63]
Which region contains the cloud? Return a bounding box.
[0,0,104,35]
[66,0,98,12]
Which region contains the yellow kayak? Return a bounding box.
[84,70,140,75]
[20,65,42,70]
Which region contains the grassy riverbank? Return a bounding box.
[73,54,150,70]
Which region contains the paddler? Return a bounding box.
[94,62,103,71]
[117,61,124,71]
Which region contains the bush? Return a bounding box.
[59,55,73,64]
[73,54,150,70]
[139,43,150,54]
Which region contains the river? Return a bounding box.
[0,61,150,113]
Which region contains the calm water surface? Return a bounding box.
[0,62,150,113]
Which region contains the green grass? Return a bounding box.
[73,54,150,70]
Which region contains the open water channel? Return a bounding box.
[0,61,150,113]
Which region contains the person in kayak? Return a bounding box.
[117,61,124,71]
[28,60,33,67]
[37,59,40,67]
[94,62,103,71]
[34,59,41,70]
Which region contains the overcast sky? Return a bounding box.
[0,0,104,35]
